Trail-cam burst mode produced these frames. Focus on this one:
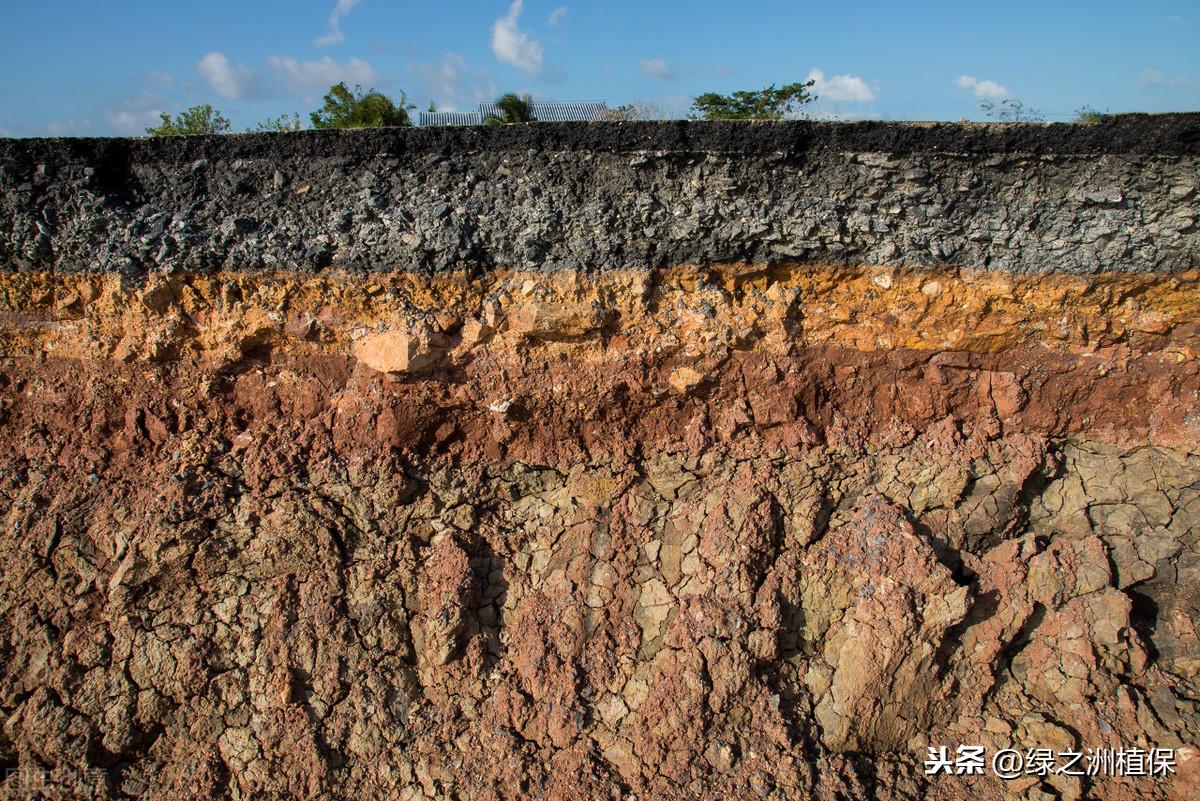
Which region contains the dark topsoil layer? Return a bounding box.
[2,113,1197,277]
[3,113,1200,163]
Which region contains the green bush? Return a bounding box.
[254,113,305,133]
[145,105,232,136]
[689,82,817,120]
[1073,105,1109,124]
[310,82,414,129]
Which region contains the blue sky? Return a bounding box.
[1,0,1198,135]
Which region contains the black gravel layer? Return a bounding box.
[2,115,1197,276]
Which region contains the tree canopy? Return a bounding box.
[689,81,817,120]
[485,93,536,125]
[145,105,232,136]
[310,83,414,129]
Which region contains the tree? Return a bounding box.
[309,82,414,129]
[485,93,535,125]
[146,105,232,136]
[979,97,1044,122]
[689,81,817,120]
[253,113,304,133]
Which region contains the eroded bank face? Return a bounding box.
[0,120,1197,800]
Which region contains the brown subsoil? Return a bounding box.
[0,265,1197,800]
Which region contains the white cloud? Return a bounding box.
[3,118,96,137]
[955,75,1009,98]
[145,70,175,87]
[197,52,252,100]
[268,55,376,95]
[1140,69,1198,89]
[491,0,543,75]
[194,50,381,104]
[413,53,497,111]
[639,58,676,80]
[1141,69,1167,87]
[48,118,94,136]
[103,90,175,134]
[107,109,160,135]
[1165,15,1189,26]
[548,5,567,25]
[806,68,875,102]
[316,0,363,47]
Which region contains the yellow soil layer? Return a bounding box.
[1,265,1197,365]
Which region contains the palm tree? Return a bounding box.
[485,93,535,125]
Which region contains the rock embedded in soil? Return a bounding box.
[354,328,447,374]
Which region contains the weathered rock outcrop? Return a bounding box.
[1,117,1198,800]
